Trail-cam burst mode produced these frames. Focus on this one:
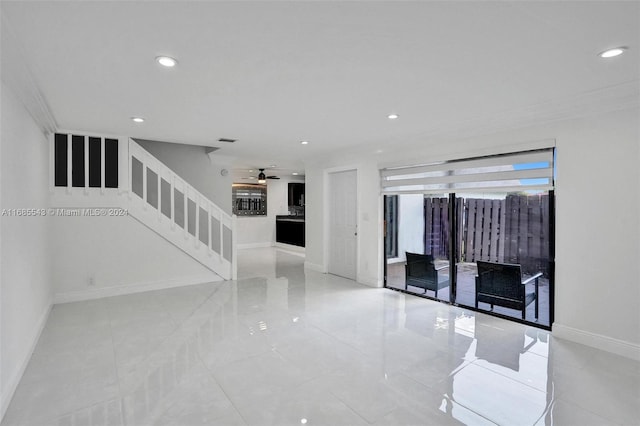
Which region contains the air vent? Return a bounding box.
[218,138,236,143]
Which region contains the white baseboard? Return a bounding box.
[1,298,52,421]
[553,323,640,362]
[53,274,223,304]
[274,243,306,255]
[304,261,326,273]
[237,242,274,250]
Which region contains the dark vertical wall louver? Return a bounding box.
[54,133,118,189]
[105,138,118,188]
[71,135,85,187]
[88,137,101,187]
[54,133,68,187]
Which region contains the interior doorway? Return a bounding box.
[328,169,357,280]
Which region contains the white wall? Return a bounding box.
[552,109,639,357]
[356,162,383,286]
[0,81,3,422]
[304,162,382,285]
[236,178,303,248]
[135,139,233,215]
[51,214,220,303]
[306,107,640,359]
[304,168,324,272]
[0,82,53,418]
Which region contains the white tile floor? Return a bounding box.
[3,247,639,425]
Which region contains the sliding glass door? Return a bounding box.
[454,191,553,326]
[382,148,555,328]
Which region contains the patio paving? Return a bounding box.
[386,261,550,326]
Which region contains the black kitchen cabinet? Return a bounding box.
[288,183,305,207]
[276,216,305,247]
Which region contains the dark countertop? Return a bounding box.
[276,215,305,223]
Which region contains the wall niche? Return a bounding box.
[232,183,267,216]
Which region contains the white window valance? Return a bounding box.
[381,148,555,195]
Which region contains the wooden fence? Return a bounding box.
[424,197,451,260]
[424,194,551,276]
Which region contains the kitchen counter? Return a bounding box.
[275,216,305,223]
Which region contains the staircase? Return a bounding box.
[50,133,237,280]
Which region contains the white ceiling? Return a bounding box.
[1,1,638,178]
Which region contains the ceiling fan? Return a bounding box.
[255,168,280,183]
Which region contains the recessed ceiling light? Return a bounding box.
[388,114,399,120]
[269,164,277,168]
[598,47,628,58]
[156,56,178,67]
[300,141,309,145]
[292,172,299,175]
[131,117,145,123]
[249,169,254,172]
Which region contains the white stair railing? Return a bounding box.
[128,139,236,280]
[49,132,237,280]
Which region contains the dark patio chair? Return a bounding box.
[405,252,449,297]
[475,261,542,320]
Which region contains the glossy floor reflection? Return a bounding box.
[3,247,638,425]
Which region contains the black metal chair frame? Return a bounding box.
[404,252,449,297]
[475,260,542,320]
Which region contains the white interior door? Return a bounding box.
[328,170,357,280]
